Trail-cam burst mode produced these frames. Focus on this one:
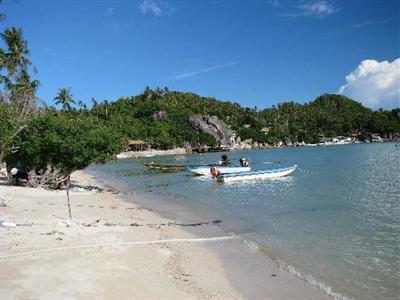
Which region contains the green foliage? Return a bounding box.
[5,111,126,175]
[238,127,268,143]
[0,26,39,161]
[0,17,125,196]
[257,94,399,143]
[0,103,18,158]
[90,89,399,148]
[54,87,75,110]
[3,85,400,184]
[0,103,15,137]
[198,133,217,147]
[4,86,399,177]
[0,27,31,78]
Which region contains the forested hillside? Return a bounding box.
[87,88,400,148]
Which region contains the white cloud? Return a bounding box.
[272,0,339,18]
[268,0,281,8]
[171,62,237,80]
[298,0,338,17]
[138,0,163,16]
[352,19,391,29]
[338,59,400,110]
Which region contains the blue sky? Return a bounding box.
[1,0,399,109]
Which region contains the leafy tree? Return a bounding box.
[5,111,126,218]
[198,133,217,147]
[0,103,18,162]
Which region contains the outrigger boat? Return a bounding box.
[188,166,251,176]
[145,163,187,171]
[217,165,297,183]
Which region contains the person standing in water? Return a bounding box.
[218,154,230,166]
[239,158,249,167]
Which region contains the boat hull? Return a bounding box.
[145,164,187,171]
[188,166,251,176]
[219,166,297,182]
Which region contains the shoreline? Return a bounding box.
[0,170,331,299]
[81,169,334,300]
[116,140,399,159]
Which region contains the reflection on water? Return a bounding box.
[90,143,400,300]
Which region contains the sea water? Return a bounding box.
[89,143,400,300]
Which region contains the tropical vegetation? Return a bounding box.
[87,89,400,148]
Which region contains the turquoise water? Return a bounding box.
[89,143,400,300]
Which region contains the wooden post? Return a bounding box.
[66,175,72,219]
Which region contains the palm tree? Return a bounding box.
[0,0,6,22]
[103,99,109,117]
[154,87,163,99]
[0,24,39,113]
[91,97,98,109]
[54,88,75,110]
[0,27,31,78]
[142,86,152,100]
[0,26,40,162]
[77,100,87,110]
[13,69,39,96]
[11,69,39,114]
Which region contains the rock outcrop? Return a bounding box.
[284,137,293,146]
[189,115,230,146]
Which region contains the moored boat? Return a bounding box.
[188,166,251,176]
[217,165,297,182]
[144,163,187,171]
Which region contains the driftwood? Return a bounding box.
[25,167,69,189]
[26,167,73,219]
[5,164,73,219]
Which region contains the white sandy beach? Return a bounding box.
[0,171,331,300]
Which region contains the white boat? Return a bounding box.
[188,166,251,176]
[218,165,297,182]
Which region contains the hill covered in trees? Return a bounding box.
[87,88,400,149]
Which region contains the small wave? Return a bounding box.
[242,238,260,253]
[277,260,352,300]
[252,241,352,300]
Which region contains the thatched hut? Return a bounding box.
[127,140,147,151]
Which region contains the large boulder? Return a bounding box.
[189,115,230,146]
